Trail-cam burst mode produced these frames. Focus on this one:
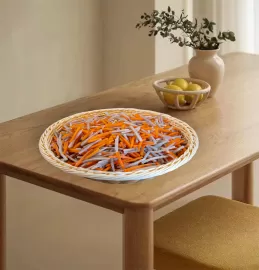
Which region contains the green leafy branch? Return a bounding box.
[136,8,236,50]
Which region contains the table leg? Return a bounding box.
[123,207,153,270]
[0,175,5,270]
[232,163,254,204]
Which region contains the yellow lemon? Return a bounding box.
[185,83,203,104]
[172,78,189,90]
[165,84,182,90]
[164,84,186,106]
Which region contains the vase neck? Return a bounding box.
[194,49,219,58]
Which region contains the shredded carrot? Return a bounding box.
[116,151,125,169]
[143,141,154,146]
[74,142,81,148]
[63,141,69,154]
[82,130,89,135]
[62,133,71,139]
[89,139,108,150]
[69,148,80,153]
[84,148,100,159]
[75,147,100,167]
[84,161,97,167]
[129,152,140,158]
[119,142,124,148]
[120,135,131,148]
[67,161,75,166]
[155,126,159,138]
[87,131,112,143]
[103,164,112,171]
[124,164,152,172]
[69,126,81,143]
[81,133,89,141]
[52,142,60,156]
[140,146,145,156]
[128,157,142,162]
[138,141,143,150]
[168,152,177,159]
[130,137,135,148]
[168,132,179,136]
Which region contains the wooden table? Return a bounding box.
[0,53,258,270]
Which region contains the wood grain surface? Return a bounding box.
[0,175,5,270]
[0,53,259,212]
[232,163,254,204]
[123,207,153,270]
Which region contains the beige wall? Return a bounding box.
[0,0,103,123]
[155,0,191,73]
[102,0,192,88]
[102,0,155,89]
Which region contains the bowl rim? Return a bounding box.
[153,77,211,95]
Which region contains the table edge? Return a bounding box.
[1,151,258,212]
[152,152,259,210]
[0,162,130,213]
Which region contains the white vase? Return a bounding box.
[188,49,225,97]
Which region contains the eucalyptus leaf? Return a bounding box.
[136,8,236,50]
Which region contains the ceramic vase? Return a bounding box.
[188,49,225,97]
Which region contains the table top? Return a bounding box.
[1,53,259,213]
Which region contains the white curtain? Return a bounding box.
[193,0,256,54]
[255,0,259,53]
[153,0,258,73]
